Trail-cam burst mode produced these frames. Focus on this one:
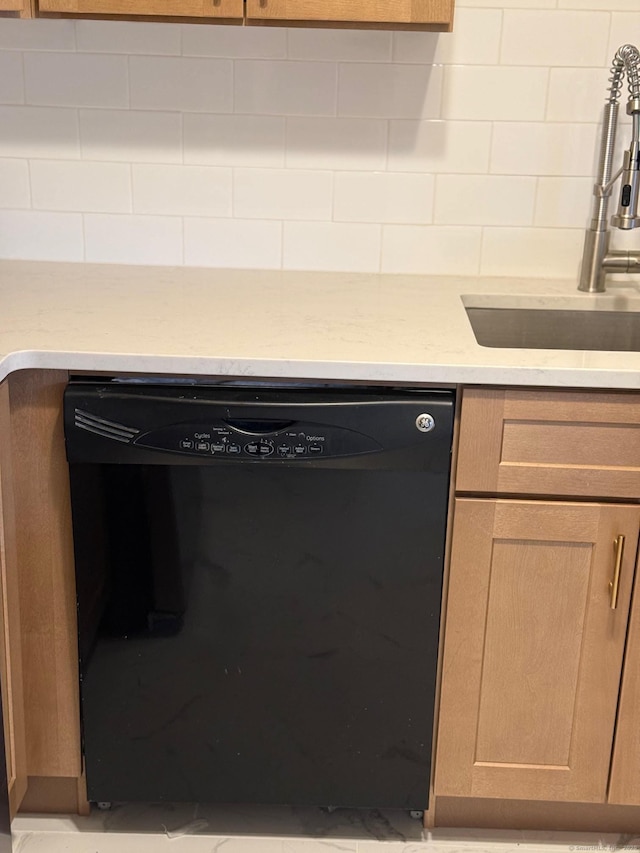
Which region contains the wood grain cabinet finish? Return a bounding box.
[8,370,81,781]
[609,573,640,805]
[435,498,639,803]
[0,381,27,817]
[38,0,241,18]
[0,0,32,16]
[245,0,454,28]
[457,388,640,500]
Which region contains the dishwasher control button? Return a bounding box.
[308,443,323,454]
[245,442,259,455]
[258,442,274,456]
[211,443,226,453]
[277,444,292,456]
[196,441,210,451]
[180,439,194,450]
[294,445,307,455]
[226,443,242,454]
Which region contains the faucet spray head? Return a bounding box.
[612,101,640,229]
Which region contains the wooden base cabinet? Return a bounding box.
[435,498,640,804]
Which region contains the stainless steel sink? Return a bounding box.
[462,296,640,352]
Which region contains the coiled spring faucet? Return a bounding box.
[579,43,640,292]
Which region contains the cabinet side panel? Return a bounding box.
[9,370,81,779]
[0,380,27,815]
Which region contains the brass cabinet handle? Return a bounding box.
[610,534,625,610]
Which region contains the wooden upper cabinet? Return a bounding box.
[457,388,640,500]
[38,0,242,18]
[0,0,32,17]
[246,0,454,29]
[436,498,639,804]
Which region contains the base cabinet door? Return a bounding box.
[435,498,639,804]
[246,0,453,27]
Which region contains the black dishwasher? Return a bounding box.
[64,380,454,811]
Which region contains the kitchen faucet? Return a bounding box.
[579,43,640,293]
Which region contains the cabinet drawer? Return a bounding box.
[457,388,640,500]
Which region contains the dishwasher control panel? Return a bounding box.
[135,420,381,460]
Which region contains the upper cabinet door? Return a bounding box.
[246,0,453,27]
[436,498,639,804]
[38,0,242,17]
[0,0,31,16]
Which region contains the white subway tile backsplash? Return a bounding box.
[76,20,180,55]
[31,160,132,213]
[0,19,75,51]
[286,117,387,171]
[0,160,30,209]
[491,123,599,177]
[434,175,536,225]
[442,66,548,121]
[338,63,443,119]
[184,114,285,168]
[183,24,286,58]
[235,61,337,117]
[283,221,381,272]
[79,109,182,163]
[233,168,332,220]
[0,53,24,105]
[0,106,79,159]
[500,11,610,67]
[24,53,128,108]
[84,213,183,264]
[608,14,640,60]
[0,12,628,278]
[133,164,232,216]
[0,210,83,260]
[333,172,434,224]
[480,227,585,278]
[184,217,282,268]
[381,225,482,274]
[129,57,232,113]
[287,28,392,62]
[459,0,555,6]
[546,69,609,123]
[388,120,492,174]
[534,177,594,227]
[561,0,640,9]
[393,9,502,66]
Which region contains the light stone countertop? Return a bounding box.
[2,260,640,389]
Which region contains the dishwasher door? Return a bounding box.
[65,383,454,810]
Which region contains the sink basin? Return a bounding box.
[462,295,640,352]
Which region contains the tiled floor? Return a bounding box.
[9,806,638,853]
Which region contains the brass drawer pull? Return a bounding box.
[610,534,625,610]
